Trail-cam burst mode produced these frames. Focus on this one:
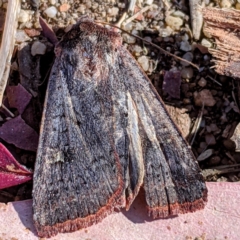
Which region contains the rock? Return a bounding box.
[181,52,194,66]
[122,22,133,31]
[15,30,31,43]
[220,0,232,8]
[208,156,221,166]
[209,123,220,133]
[198,77,207,87]
[165,15,183,31]
[108,7,119,16]
[172,10,186,18]
[201,38,212,48]
[180,40,192,51]
[59,3,70,12]
[18,10,30,23]
[160,26,173,37]
[49,0,57,4]
[205,133,216,145]
[31,41,47,56]
[197,149,214,161]
[145,0,153,5]
[223,139,236,151]
[122,33,136,44]
[193,89,216,107]
[181,67,193,79]
[236,3,240,9]
[138,56,149,72]
[44,6,58,18]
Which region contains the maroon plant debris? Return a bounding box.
[6,84,32,114]
[0,143,32,189]
[162,70,181,99]
[39,16,58,45]
[0,116,38,152]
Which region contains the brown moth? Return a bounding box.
[33,16,207,238]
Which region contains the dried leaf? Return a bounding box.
[0,143,32,189]
[39,16,58,45]
[7,83,32,114]
[163,71,181,99]
[0,116,38,151]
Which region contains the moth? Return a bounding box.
[33,16,208,238]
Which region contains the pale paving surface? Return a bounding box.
[0,182,239,240]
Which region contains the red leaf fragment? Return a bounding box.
[0,116,39,152]
[0,143,32,189]
[7,84,32,114]
[162,71,181,99]
[39,16,58,45]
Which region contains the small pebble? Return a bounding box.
[145,0,153,5]
[31,41,47,56]
[205,133,216,145]
[160,27,173,37]
[220,0,232,8]
[165,15,183,31]
[18,10,30,23]
[209,123,219,132]
[77,5,86,14]
[132,45,142,55]
[200,142,207,149]
[198,77,207,87]
[197,149,214,161]
[49,0,57,4]
[181,67,193,79]
[138,56,149,72]
[44,6,58,18]
[172,10,186,18]
[183,98,191,104]
[59,3,70,12]
[181,52,193,66]
[15,30,31,43]
[208,156,221,166]
[193,89,216,107]
[236,3,240,9]
[122,33,136,44]
[122,22,133,31]
[201,38,212,48]
[223,139,236,151]
[180,40,192,52]
[147,10,160,19]
[108,7,119,17]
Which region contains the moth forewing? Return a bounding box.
[33,17,207,238]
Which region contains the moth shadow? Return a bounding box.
[12,199,38,237]
[121,189,178,224]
